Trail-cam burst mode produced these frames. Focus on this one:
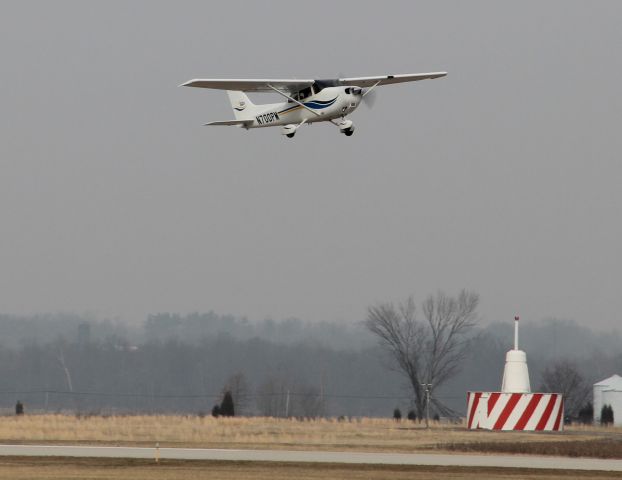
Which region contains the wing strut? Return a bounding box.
[363,80,382,97]
[266,84,321,117]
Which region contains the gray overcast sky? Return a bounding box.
[1,1,621,329]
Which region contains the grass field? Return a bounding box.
[0,416,621,479]
[0,457,621,480]
[0,414,620,458]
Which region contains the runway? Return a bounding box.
[0,444,621,471]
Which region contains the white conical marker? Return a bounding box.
[501,315,531,393]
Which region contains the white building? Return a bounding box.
[593,374,622,426]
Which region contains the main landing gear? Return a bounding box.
[282,119,308,139]
[282,118,355,138]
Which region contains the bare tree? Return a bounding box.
[293,384,325,418]
[56,348,74,393]
[538,359,590,417]
[365,290,478,418]
[256,377,287,417]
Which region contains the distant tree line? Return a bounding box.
[0,335,401,416]
[0,312,621,418]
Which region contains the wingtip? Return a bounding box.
[179,79,197,88]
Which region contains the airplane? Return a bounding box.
[180,72,447,138]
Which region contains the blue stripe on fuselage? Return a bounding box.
[278,96,338,114]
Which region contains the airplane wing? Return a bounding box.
[204,119,253,127]
[181,78,314,94]
[337,72,447,88]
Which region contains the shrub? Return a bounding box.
[577,402,593,424]
[407,410,417,421]
[15,401,24,415]
[393,408,402,421]
[211,405,221,417]
[601,404,614,426]
[220,391,235,417]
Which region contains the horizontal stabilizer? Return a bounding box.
[204,119,253,127]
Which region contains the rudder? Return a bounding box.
[227,90,255,120]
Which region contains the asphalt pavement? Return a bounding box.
[1,444,621,471]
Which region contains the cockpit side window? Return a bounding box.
[298,87,312,99]
[288,86,314,103]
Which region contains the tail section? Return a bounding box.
[227,90,256,120]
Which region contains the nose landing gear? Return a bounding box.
[338,119,355,137]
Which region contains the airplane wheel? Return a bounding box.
[286,133,295,138]
[344,129,354,136]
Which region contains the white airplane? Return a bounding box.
[180,72,447,138]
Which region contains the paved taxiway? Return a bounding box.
[1,444,621,471]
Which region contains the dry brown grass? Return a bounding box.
[0,415,620,456]
[0,457,621,480]
[444,439,622,459]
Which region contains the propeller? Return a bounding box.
[361,88,377,109]
[335,72,377,109]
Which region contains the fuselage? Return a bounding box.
[248,86,360,128]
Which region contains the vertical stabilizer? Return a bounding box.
[226,90,255,120]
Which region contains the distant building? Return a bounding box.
[593,374,622,426]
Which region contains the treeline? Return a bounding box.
[0,312,373,351]
[0,335,403,416]
[144,312,374,350]
[0,313,620,417]
[0,313,132,349]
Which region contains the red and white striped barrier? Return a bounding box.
[467,392,564,431]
